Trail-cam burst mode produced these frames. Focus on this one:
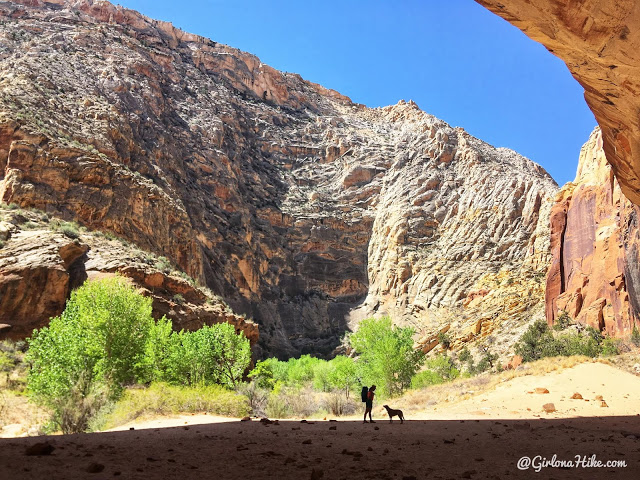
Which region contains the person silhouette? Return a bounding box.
[363,385,376,423]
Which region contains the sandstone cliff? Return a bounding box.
[0,0,558,357]
[476,0,640,206]
[0,204,258,344]
[546,128,640,336]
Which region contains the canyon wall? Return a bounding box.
[476,0,640,206]
[546,128,640,335]
[0,0,557,357]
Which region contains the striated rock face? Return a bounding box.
[0,0,557,357]
[476,0,640,205]
[0,207,258,343]
[546,128,640,336]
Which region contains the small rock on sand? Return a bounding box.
[535,388,550,394]
[86,462,105,473]
[25,442,54,456]
[542,403,556,413]
[570,393,583,399]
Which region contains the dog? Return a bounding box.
[382,405,404,423]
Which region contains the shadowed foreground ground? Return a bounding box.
[1,416,639,479]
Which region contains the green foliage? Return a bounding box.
[514,319,555,362]
[325,355,358,398]
[248,354,359,401]
[163,323,251,388]
[474,348,499,374]
[631,325,640,347]
[585,326,604,345]
[349,317,424,397]
[600,337,621,357]
[248,359,277,390]
[285,354,320,387]
[515,318,615,364]
[410,355,460,389]
[437,332,452,350]
[154,256,172,273]
[26,276,252,432]
[94,382,249,430]
[26,276,155,432]
[0,351,14,383]
[172,293,185,304]
[137,316,173,384]
[458,347,472,364]
[550,332,601,358]
[553,311,573,331]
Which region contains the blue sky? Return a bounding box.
[115,0,596,185]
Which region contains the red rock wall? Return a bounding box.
[476,0,640,206]
[546,128,640,336]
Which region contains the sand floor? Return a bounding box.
[1,362,639,479]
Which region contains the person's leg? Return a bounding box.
[363,406,369,423]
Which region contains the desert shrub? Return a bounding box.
[553,332,600,358]
[284,386,319,417]
[0,351,15,384]
[323,391,357,416]
[60,225,80,239]
[553,311,573,331]
[237,380,268,416]
[585,326,604,345]
[21,221,39,230]
[600,337,621,357]
[172,293,185,304]
[265,382,291,418]
[631,325,640,347]
[26,276,156,433]
[154,256,172,273]
[474,348,499,373]
[458,347,475,374]
[437,332,452,350]
[349,317,424,397]
[514,319,555,362]
[410,369,446,389]
[95,382,249,430]
[410,355,459,389]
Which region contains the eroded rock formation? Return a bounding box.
[0,0,557,357]
[476,0,640,205]
[546,128,640,336]
[0,207,258,343]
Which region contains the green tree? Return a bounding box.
[26,276,156,433]
[475,347,499,373]
[326,356,358,398]
[164,323,251,388]
[631,325,640,347]
[286,355,320,387]
[514,319,555,362]
[349,317,424,397]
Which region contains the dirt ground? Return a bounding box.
[1,362,639,479]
